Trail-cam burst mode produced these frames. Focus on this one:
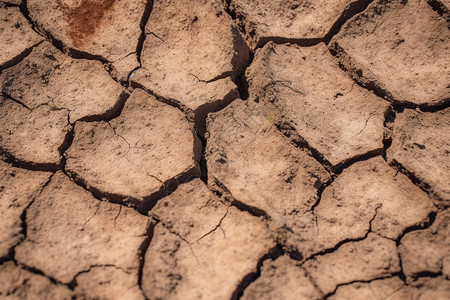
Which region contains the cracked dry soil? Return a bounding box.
[0,0,449,299]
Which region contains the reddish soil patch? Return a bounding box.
[60,0,116,46]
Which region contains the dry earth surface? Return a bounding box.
[0,0,449,299]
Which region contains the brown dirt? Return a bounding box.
[62,0,116,47]
[28,0,149,80]
[0,0,449,299]
[0,4,42,68]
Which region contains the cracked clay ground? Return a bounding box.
[0,0,449,299]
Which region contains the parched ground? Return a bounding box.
[0,0,449,299]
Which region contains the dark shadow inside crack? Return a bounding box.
[395,211,437,248]
[301,205,382,264]
[20,0,66,53]
[388,160,444,206]
[76,91,131,123]
[0,147,62,172]
[136,0,154,65]
[13,260,70,288]
[197,133,208,184]
[426,0,450,27]
[62,168,148,215]
[0,40,43,72]
[208,176,270,219]
[323,0,374,44]
[381,105,396,159]
[329,43,450,111]
[224,0,375,51]
[194,87,239,137]
[394,210,438,283]
[273,120,334,172]
[137,219,156,297]
[230,244,283,300]
[328,43,395,101]
[63,159,201,214]
[323,274,400,298]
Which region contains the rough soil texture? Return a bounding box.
[426,0,450,24]
[206,99,330,221]
[0,42,125,122]
[246,42,390,168]
[74,266,146,300]
[27,0,149,80]
[399,209,450,282]
[242,255,322,300]
[0,261,73,299]
[0,0,449,299]
[0,161,51,259]
[143,179,275,299]
[330,0,450,107]
[65,89,200,208]
[1,1,22,5]
[330,276,450,300]
[227,0,371,49]
[0,95,71,167]
[14,172,150,284]
[132,0,248,135]
[303,156,436,259]
[303,233,400,295]
[0,4,42,69]
[388,108,450,204]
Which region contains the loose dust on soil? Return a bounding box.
[0,0,449,299]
